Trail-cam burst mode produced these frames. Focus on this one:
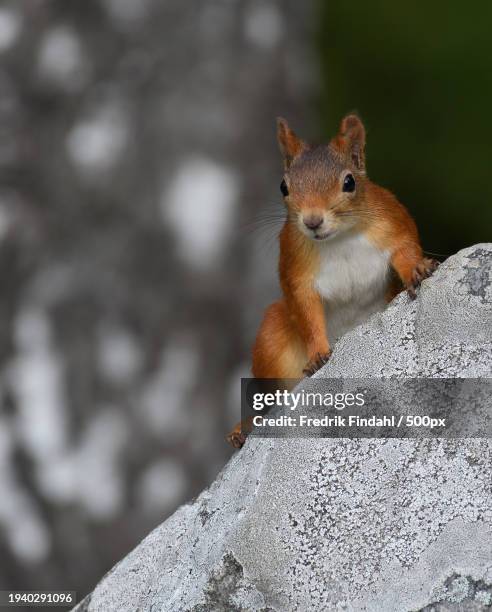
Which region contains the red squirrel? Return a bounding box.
[227,114,438,448]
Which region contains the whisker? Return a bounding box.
[335,211,386,221]
[243,223,281,257]
[423,250,450,259]
[238,205,290,254]
[240,212,287,230]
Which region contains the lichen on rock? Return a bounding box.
[74,245,492,612]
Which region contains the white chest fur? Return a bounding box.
[314,232,390,342]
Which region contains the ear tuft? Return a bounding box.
[276,117,305,169]
[336,113,366,170]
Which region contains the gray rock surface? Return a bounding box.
[75,244,492,612]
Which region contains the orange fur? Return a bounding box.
[255,114,434,379]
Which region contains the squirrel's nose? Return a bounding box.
[303,215,324,230]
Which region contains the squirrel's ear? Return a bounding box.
[334,114,366,171]
[277,117,306,169]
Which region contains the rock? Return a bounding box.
[75,244,492,612]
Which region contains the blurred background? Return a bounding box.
[0,0,489,606]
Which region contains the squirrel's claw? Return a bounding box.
[303,351,332,377]
[407,258,440,299]
[226,429,246,449]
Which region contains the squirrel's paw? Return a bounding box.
[226,427,247,449]
[303,351,332,377]
[407,258,439,299]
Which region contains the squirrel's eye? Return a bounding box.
[342,173,356,193]
[280,179,289,197]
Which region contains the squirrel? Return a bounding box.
[227,114,438,448]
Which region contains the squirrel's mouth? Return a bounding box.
[313,230,336,241]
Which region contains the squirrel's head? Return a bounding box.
[277,114,367,242]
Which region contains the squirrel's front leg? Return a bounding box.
[287,285,331,376]
[391,245,439,299]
